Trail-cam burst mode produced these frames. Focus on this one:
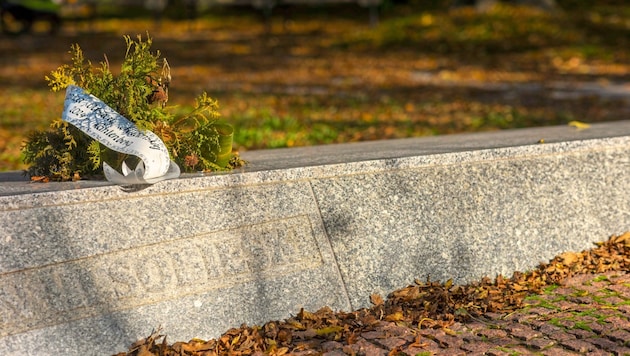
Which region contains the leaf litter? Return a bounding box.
[114,231,629,356]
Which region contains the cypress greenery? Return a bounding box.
[22,34,241,181]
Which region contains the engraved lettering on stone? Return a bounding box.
[107,260,138,300]
[0,216,322,337]
[169,249,207,287]
[134,252,176,293]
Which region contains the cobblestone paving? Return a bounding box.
[316,272,630,356]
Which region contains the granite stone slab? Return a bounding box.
[310,146,629,308]
[1,121,629,355]
[0,182,350,355]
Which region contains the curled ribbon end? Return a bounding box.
[104,160,180,185]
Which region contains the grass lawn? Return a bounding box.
[1,1,629,171]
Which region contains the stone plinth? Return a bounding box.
[1,121,629,355]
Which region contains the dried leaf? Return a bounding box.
[136,345,154,356]
[444,279,453,289]
[568,120,591,130]
[286,319,305,330]
[559,251,579,265]
[611,231,630,246]
[370,293,384,306]
[443,327,457,336]
[297,308,318,321]
[30,175,49,183]
[314,326,343,336]
[385,312,405,322]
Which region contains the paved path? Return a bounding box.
[311,272,630,356]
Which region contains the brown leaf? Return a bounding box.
[370,293,384,306]
[271,347,289,356]
[136,345,154,356]
[180,339,213,352]
[559,251,579,266]
[297,308,318,321]
[611,231,630,246]
[347,332,359,345]
[30,175,49,183]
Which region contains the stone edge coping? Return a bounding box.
[1,120,629,210]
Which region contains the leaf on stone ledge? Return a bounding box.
[568,121,591,130]
[30,175,49,183]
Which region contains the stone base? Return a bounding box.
[1,121,629,355]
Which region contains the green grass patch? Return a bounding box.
[524,295,561,310]
[592,275,610,283]
[572,288,590,297]
[548,317,565,329]
[543,284,560,294]
[414,352,432,356]
[493,346,521,356]
[573,321,593,332]
[572,309,610,324]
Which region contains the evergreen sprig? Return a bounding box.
[22,34,242,181]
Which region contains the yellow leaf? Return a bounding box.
[273,347,289,356]
[315,326,343,336]
[568,121,591,130]
[444,278,453,289]
[443,327,457,336]
[420,13,434,26]
[385,311,405,322]
[286,319,305,330]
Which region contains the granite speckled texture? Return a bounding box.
[0,183,350,355]
[1,121,629,355]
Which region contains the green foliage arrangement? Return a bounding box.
[22,34,242,181]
